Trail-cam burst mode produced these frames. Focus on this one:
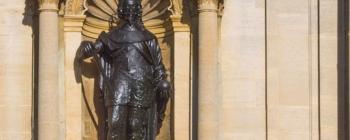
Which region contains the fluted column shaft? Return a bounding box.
[197,1,220,140]
[38,1,60,140]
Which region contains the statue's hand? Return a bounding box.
[76,41,94,61]
[157,80,172,99]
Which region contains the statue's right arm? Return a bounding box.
[78,41,104,60]
[78,31,109,60]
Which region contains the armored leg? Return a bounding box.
[107,105,128,140]
[128,107,148,140]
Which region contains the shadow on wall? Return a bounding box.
[185,1,199,140]
[23,0,39,140]
[337,0,349,139]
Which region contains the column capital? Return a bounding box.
[38,0,59,11]
[197,0,219,11]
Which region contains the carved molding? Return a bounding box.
[82,0,173,39]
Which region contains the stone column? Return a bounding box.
[37,1,60,140]
[197,0,220,140]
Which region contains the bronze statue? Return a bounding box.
[77,0,171,139]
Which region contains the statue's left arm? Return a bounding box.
[145,39,172,133]
[145,39,171,98]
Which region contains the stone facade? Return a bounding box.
[0,0,349,140]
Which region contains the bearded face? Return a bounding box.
[117,0,142,25]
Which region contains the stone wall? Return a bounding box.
[0,0,35,139]
[219,0,346,140]
[220,0,266,139]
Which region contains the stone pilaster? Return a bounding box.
[37,0,60,139]
[196,0,220,140]
[171,14,191,140]
[63,15,86,140]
